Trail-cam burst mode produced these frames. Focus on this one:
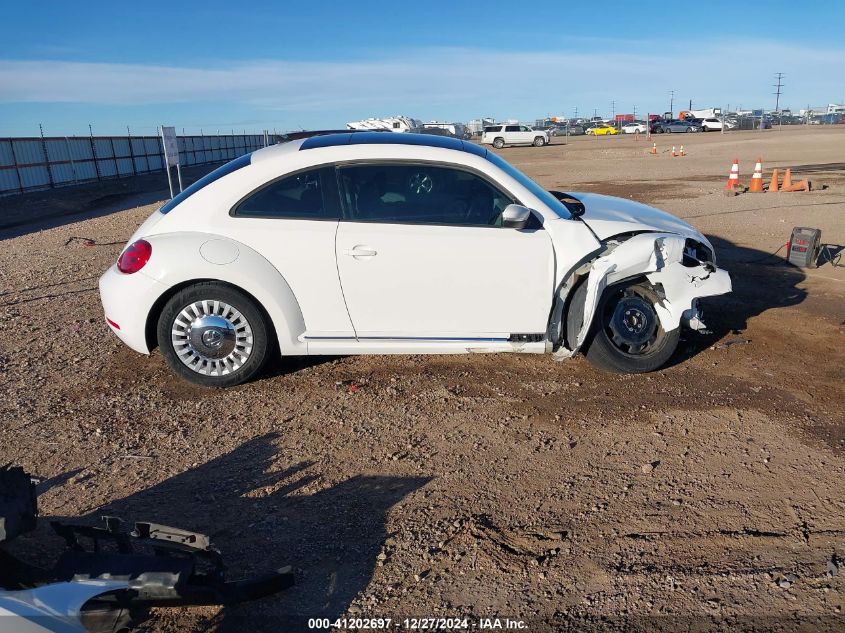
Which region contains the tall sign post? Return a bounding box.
[160,125,182,198]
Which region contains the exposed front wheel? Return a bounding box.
[533,136,546,147]
[157,282,271,387]
[582,281,680,373]
[493,137,505,149]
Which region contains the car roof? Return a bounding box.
[298,131,488,158]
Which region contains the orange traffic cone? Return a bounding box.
[748,158,764,193]
[650,142,657,155]
[783,174,811,192]
[679,145,686,157]
[769,168,779,192]
[781,168,793,190]
[671,146,676,157]
[725,159,742,191]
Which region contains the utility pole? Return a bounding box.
[669,90,674,117]
[611,100,616,123]
[774,72,785,128]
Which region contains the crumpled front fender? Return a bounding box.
[573,232,732,351]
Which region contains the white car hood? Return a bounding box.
[570,192,705,242]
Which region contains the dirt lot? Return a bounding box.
[1,126,844,632]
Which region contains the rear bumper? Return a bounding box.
[98,265,167,354]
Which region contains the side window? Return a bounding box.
[233,168,333,219]
[520,126,531,132]
[337,163,514,227]
[505,125,520,132]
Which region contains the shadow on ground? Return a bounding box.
[16,434,430,631]
[0,163,223,239]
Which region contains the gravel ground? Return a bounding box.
[1,126,844,632]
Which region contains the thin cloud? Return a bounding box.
[1,42,842,118]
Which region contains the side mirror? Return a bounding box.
[501,204,532,229]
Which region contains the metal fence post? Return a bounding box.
[65,136,78,184]
[127,126,137,176]
[39,124,55,189]
[89,124,101,181]
[109,136,118,180]
[10,139,24,194]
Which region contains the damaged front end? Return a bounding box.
[0,465,293,633]
[551,232,732,358]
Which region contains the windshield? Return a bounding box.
[159,153,252,214]
[484,152,572,219]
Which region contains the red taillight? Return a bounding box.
[117,239,152,274]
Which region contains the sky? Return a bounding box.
[1,0,844,136]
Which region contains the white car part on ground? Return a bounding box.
[568,233,731,352]
[0,581,128,633]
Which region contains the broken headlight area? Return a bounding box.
[0,465,293,633]
[683,238,715,269]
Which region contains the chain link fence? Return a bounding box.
[0,132,271,197]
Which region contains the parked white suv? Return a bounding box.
[701,117,723,131]
[482,124,549,148]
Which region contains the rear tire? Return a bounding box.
[493,137,505,149]
[157,282,271,387]
[578,281,680,373]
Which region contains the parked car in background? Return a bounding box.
[621,122,647,134]
[585,124,619,136]
[700,117,723,131]
[410,126,455,137]
[482,124,550,148]
[98,132,731,386]
[543,124,584,136]
[663,120,702,133]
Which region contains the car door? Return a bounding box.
[225,166,354,339]
[519,125,535,143]
[504,125,521,144]
[334,162,555,340]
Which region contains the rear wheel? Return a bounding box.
[157,282,271,387]
[580,281,679,373]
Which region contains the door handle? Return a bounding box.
[344,245,378,258]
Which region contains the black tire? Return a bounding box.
[493,137,505,149]
[533,136,545,147]
[576,280,680,373]
[157,282,271,387]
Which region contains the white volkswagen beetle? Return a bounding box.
[99,132,731,387]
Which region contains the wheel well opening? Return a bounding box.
[144,280,278,353]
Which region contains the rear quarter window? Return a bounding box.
[159,153,251,214]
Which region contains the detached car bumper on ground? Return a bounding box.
[99,132,731,387]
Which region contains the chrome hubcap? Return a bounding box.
[172,300,253,375]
